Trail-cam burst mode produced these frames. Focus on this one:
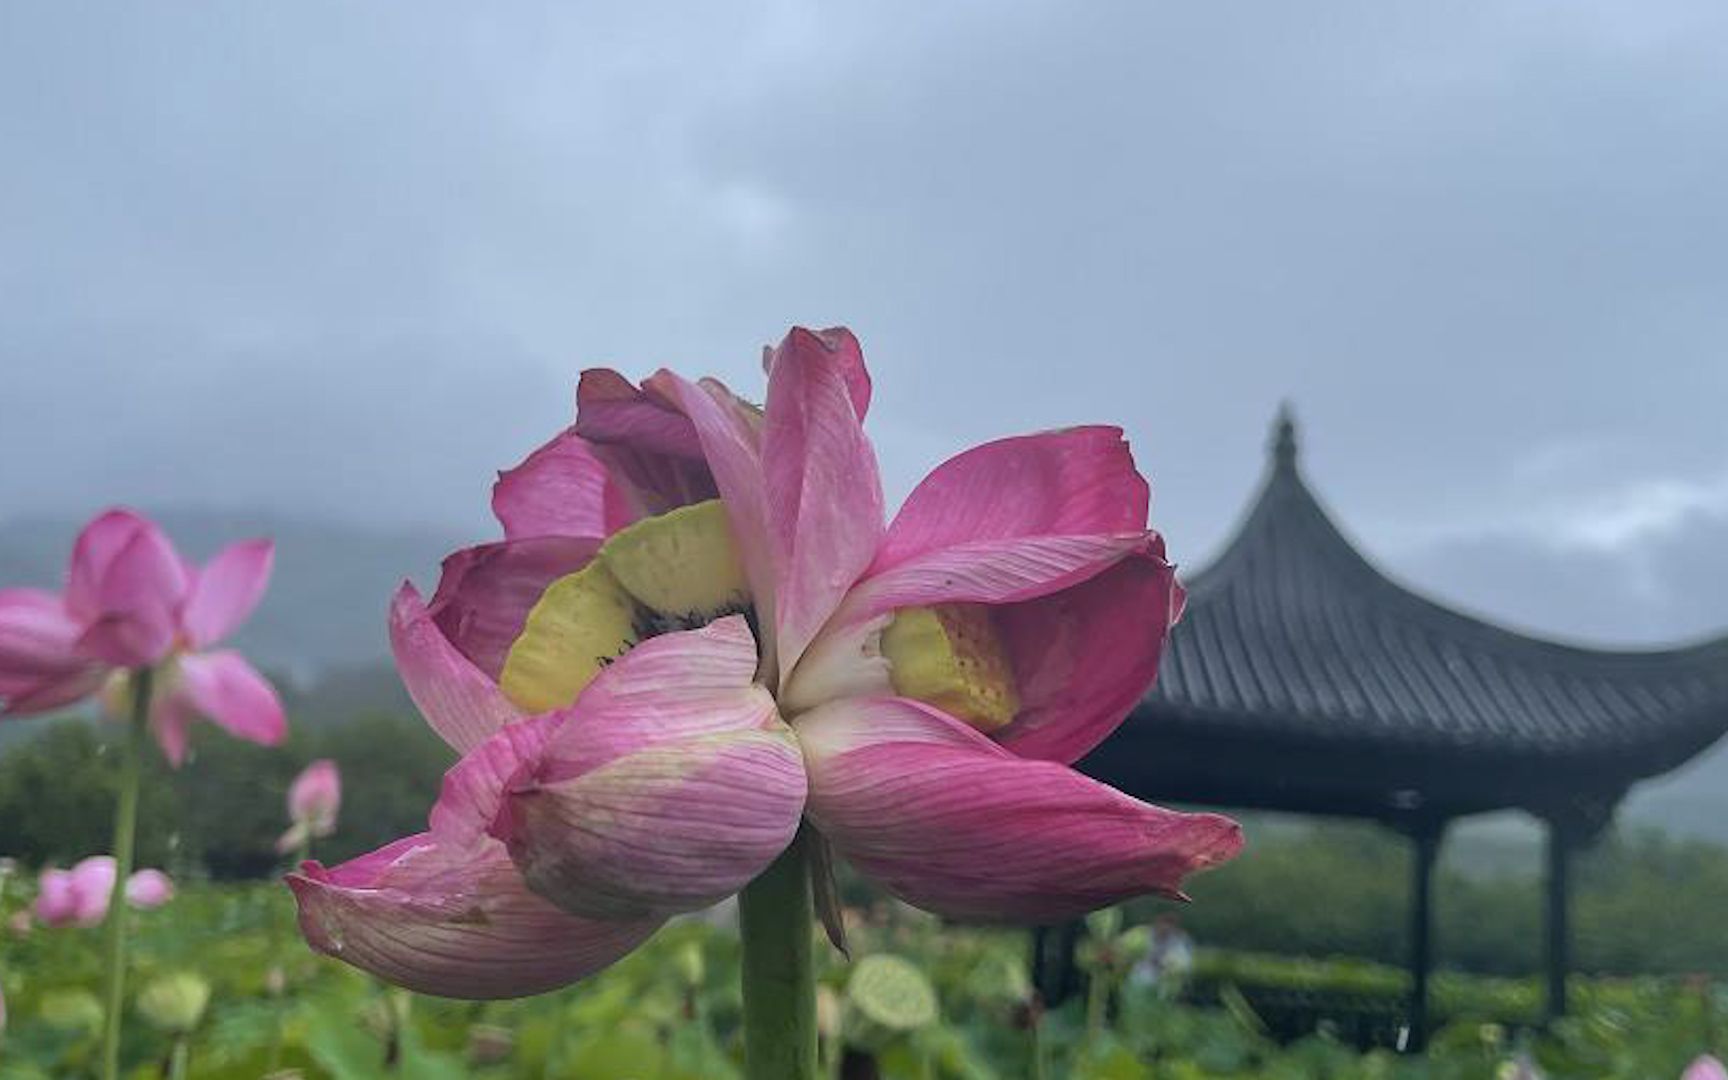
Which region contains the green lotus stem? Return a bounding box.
[167,1034,190,1080]
[1085,965,1108,1040]
[739,822,818,1080]
[265,836,309,1073]
[101,665,153,1080]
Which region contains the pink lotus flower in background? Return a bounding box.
[278,759,342,854]
[290,327,1241,997]
[34,857,174,928]
[124,868,175,909]
[0,509,286,765]
[1685,1056,1728,1080]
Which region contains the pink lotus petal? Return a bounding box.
[761,325,871,420]
[276,822,310,855]
[426,617,802,920]
[65,509,154,622]
[73,516,190,668]
[506,727,805,921]
[0,667,109,716]
[573,369,722,517]
[798,697,1242,922]
[995,549,1185,763]
[0,589,87,686]
[429,712,561,845]
[540,615,777,775]
[429,618,772,844]
[0,590,107,714]
[783,532,1154,712]
[840,532,1152,624]
[180,538,274,649]
[125,869,174,909]
[1684,1057,1728,1080]
[761,326,885,686]
[287,832,660,999]
[493,428,638,540]
[656,370,779,674]
[150,684,197,768]
[288,759,342,835]
[871,427,1149,573]
[426,537,601,681]
[575,368,708,458]
[174,650,286,750]
[61,853,117,919]
[389,582,523,753]
[33,867,82,927]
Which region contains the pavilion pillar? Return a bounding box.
[1534,794,1618,1024]
[1031,919,1084,1008]
[1544,820,1574,1021]
[1405,821,1445,1052]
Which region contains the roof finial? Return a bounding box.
[1271,402,1299,471]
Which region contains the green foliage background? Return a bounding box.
[0,880,1719,1079]
[0,713,452,879]
[3,710,1727,980]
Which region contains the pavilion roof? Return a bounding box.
[1084,411,1728,822]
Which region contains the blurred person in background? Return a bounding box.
[1131,913,1195,997]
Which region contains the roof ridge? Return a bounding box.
[1184,415,1728,668]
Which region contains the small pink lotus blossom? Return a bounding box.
[34,857,174,928]
[290,327,1241,997]
[0,509,286,765]
[277,759,341,853]
[124,868,175,909]
[1685,1056,1728,1080]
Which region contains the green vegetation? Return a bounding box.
[0,880,1720,1078]
[1139,817,1728,977]
[6,715,1726,981]
[1,714,1725,1075]
[0,714,452,879]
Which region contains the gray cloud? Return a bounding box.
[1,0,1724,653]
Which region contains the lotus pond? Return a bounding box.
[0,879,1718,1079]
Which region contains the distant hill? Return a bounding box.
[4,507,1726,853]
[0,508,466,679]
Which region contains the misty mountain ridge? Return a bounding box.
[1,506,1725,852]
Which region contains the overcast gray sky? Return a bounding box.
[3,2,1725,649]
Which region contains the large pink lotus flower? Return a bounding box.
[278,759,342,854]
[290,327,1241,997]
[34,857,174,928]
[0,509,286,765]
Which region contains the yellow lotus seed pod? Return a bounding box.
[501,561,640,712]
[136,972,211,1034]
[600,500,750,627]
[880,604,1020,733]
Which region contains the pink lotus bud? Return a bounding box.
[1685,1056,1728,1080]
[34,856,116,928]
[125,869,175,909]
[33,858,173,928]
[278,760,341,853]
[288,760,341,836]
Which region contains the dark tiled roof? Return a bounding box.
[1136,411,1728,773]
